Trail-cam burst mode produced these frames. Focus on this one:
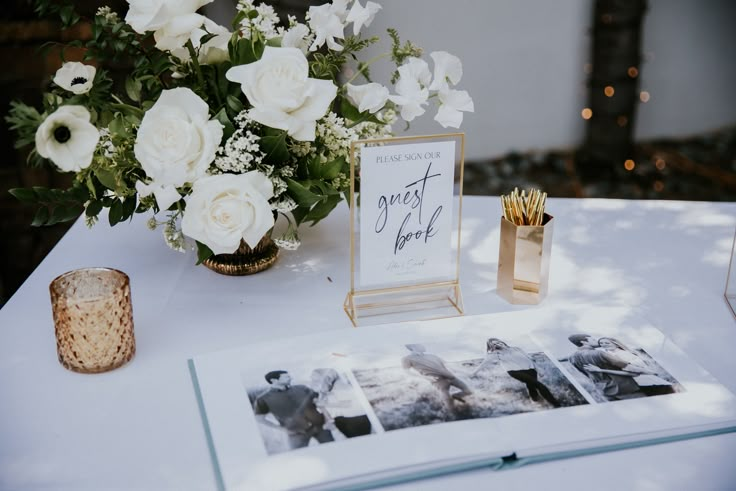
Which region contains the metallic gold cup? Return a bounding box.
[497,214,554,304]
[49,268,136,373]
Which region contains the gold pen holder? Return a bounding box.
[497,214,554,305]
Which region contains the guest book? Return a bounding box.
[189,308,736,490]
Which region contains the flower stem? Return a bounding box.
[186,40,205,88]
[343,52,391,86]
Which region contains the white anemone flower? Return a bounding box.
[307,3,345,51]
[346,82,389,114]
[53,62,96,95]
[429,51,463,91]
[434,88,474,128]
[35,105,100,172]
[346,1,381,35]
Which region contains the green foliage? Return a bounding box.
[5,102,44,150]
[340,97,383,127]
[9,183,88,226]
[33,0,80,29]
[260,130,290,166]
[387,28,424,83]
[195,241,214,264]
[310,35,379,81]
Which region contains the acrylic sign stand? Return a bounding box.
[344,133,465,327]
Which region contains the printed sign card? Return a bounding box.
[359,141,456,287]
[344,134,465,327]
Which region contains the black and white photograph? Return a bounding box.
[244,366,373,455]
[352,336,588,432]
[557,333,685,403]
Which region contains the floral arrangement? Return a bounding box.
[8,0,473,263]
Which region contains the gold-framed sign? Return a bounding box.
[344,133,465,326]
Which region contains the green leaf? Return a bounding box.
[226,94,244,114]
[340,97,382,125]
[321,157,347,180]
[260,131,289,165]
[86,200,103,217]
[195,241,214,265]
[94,168,118,190]
[233,38,264,65]
[109,103,144,120]
[122,195,137,220]
[59,5,74,26]
[32,186,53,202]
[125,76,142,102]
[200,32,218,45]
[48,204,81,225]
[9,188,37,203]
[108,199,123,226]
[304,194,341,225]
[232,10,249,30]
[286,178,323,209]
[308,157,346,180]
[213,108,235,141]
[31,207,49,227]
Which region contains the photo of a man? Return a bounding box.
[253,370,334,450]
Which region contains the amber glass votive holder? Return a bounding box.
[49,268,135,373]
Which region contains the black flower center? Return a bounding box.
[54,126,71,143]
[71,76,88,86]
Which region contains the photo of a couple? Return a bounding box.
[246,367,372,455]
[562,333,683,402]
[353,337,588,431]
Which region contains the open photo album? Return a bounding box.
[188,308,736,490]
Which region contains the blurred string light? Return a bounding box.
[580,63,652,117]
[624,159,636,171]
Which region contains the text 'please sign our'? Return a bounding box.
[359,140,456,287]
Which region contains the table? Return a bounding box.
[2,197,736,491]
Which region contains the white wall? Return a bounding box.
[362,0,591,160]
[362,0,736,160]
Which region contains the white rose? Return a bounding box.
[124,0,213,51]
[226,47,337,141]
[35,105,100,172]
[134,87,223,189]
[181,172,275,254]
[53,62,96,95]
[346,82,389,114]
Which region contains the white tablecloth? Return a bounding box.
[2,197,736,490]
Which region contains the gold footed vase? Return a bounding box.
[202,235,279,276]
